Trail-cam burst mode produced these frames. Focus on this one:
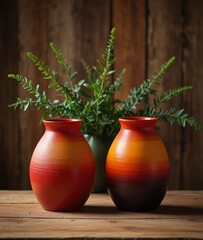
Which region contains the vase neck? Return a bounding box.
[119,117,157,131]
[43,118,82,133]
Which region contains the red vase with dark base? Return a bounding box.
[30,118,95,212]
[106,117,170,212]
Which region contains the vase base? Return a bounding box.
[107,183,168,212]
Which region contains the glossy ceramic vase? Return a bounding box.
[30,118,95,212]
[84,135,115,193]
[106,117,170,212]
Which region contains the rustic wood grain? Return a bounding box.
[0,0,20,189]
[70,0,111,82]
[113,0,147,101]
[181,0,203,189]
[0,218,202,239]
[147,0,183,189]
[0,191,202,239]
[47,0,110,82]
[17,0,49,189]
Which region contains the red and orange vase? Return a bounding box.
[106,117,170,211]
[30,118,95,212]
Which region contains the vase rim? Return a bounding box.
[120,116,157,122]
[43,118,82,124]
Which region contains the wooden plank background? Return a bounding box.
[0,0,203,190]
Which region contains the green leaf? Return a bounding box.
[70,72,77,80]
[83,83,93,89]
[81,90,93,99]
[106,70,116,75]
[48,81,57,88]
[93,66,102,74]
[77,79,85,86]
[97,60,106,68]
[175,109,185,116]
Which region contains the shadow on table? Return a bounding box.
[155,205,203,215]
[80,204,203,215]
[81,205,119,214]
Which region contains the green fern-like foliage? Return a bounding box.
[153,86,193,108]
[119,57,176,115]
[116,55,203,131]
[80,28,125,135]
[8,74,61,122]
[8,27,203,134]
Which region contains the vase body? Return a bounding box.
[84,135,114,193]
[30,118,95,212]
[106,117,170,211]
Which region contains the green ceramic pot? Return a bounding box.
[84,134,115,193]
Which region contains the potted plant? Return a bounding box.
[9,28,203,193]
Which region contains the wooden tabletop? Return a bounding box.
[0,190,202,239]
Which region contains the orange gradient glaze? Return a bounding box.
[30,119,95,212]
[106,117,170,211]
